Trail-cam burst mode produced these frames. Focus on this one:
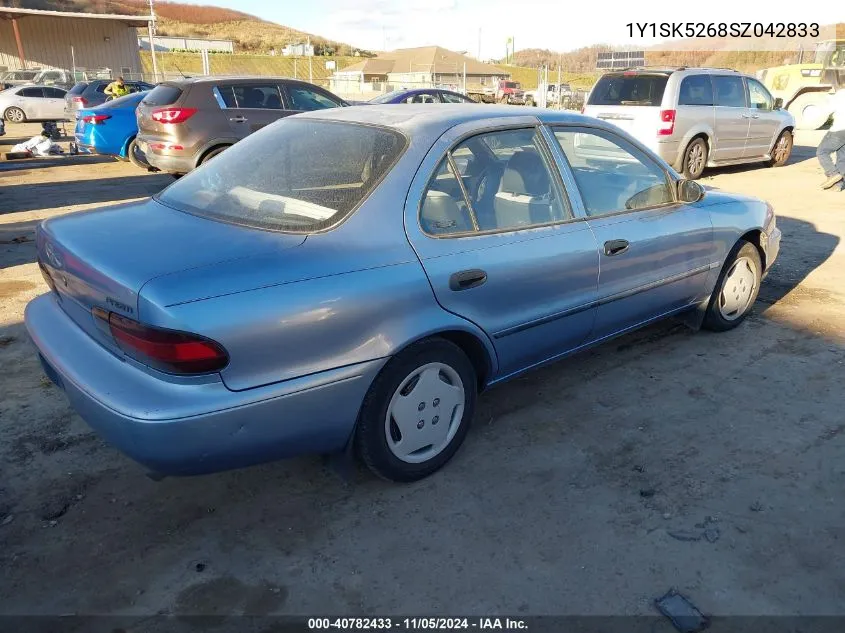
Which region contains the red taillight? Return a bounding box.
[95,309,228,375]
[148,142,184,151]
[72,96,87,105]
[658,109,676,136]
[81,114,110,124]
[151,107,197,124]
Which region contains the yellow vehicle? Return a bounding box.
[757,40,844,130]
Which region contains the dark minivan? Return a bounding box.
[135,76,349,175]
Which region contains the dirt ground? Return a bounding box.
[0,121,844,621]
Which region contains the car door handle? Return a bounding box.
[449,269,487,291]
[751,114,760,119]
[741,114,751,119]
[604,239,629,256]
[229,116,247,122]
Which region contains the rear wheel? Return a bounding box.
[703,241,762,332]
[199,145,228,165]
[788,93,832,130]
[127,139,150,169]
[499,95,508,104]
[355,338,477,482]
[4,107,25,123]
[525,96,535,107]
[767,129,793,167]
[681,137,708,180]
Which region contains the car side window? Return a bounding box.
[404,92,439,104]
[441,92,471,104]
[286,85,341,110]
[678,75,714,106]
[553,128,674,217]
[713,75,747,108]
[19,87,44,98]
[213,85,238,109]
[420,128,569,236]
[233,84,284,109]
[747,78,773,111]
[44,87,65,98]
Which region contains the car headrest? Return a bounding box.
[265,92,282,109]
[500,150,548,196]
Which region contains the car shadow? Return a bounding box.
[0,174,173,216]
[700,144,817,177]
[0,155,115,172]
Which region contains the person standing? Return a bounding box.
[103,76,130,100]
[818,88,845,190]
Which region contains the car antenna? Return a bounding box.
[173,64,187,78]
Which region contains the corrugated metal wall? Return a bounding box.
[0,16,141,73]
[138,35,234,53]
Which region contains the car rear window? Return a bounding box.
[588,74,669,106]
[157,119,407,233]
[142,84,183,106]
[69,82,88,95]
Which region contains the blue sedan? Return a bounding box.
[74,91,149,168]
[26,106,781,482]
[369,88,477,104]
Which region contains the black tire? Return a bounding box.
[787,92,831,130]
[200,145,228,165]
[4,106,25,123]
[127,138,149,170]
[702,240,762,332]
[526,96,535,107]
[681,137,708,180]
[499,95,508,104]
[354,338,477,482]
[767,129,793,167]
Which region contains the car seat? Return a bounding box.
[493,150,554,228]
[421,190,473,235]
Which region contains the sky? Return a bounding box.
[172,0,844,58]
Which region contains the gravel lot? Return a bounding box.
[1,122,843,620]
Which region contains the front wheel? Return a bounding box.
[703,241,762,332]
[525,96,535,107]
[354,338,477,482]
[681,137,708,180]
[767,129,793,167]
[787,93,831,130]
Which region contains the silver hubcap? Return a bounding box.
[688,143,705,175]
[774,136,790,162]
[385,362,465,463]
[719,256,757,321]
[7,108,23,122]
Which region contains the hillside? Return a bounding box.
[6,0,370,55]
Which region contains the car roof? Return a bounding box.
[162,76,305,86]
[297,104,608,137]
[12,83,65,91]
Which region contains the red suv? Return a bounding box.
[495,80,524,105]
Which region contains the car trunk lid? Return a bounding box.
[583,72,671,142]
[37,198,305,353]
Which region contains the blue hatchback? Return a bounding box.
[74,91,149,168]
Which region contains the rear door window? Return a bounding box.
[44,87,66,98]
[142,84,183,106]
[19,87,45,98]
[231,84,283,109]
[588,74,668,106]
[678,75,714,106]
[713,76,747,108]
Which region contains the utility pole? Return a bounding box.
[557,52,562,108]
[478,28,481,60]
[148,0,160,82]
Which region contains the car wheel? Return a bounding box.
[681,137,708,180]
[200,146,228,165]
[787,93,831,130]
[702,240,762,332]
[127,138,149,170]
[355,338,477,482]
[767,129,793,167]
[526,96,535,107]
[499,95,508,104]
[4,107,25,123]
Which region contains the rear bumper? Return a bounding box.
[25,293,385,475]
[143,149,195,174]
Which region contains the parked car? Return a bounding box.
[26,105,781,482]
[0,69,39,90]
[495,80,525,104]
[583,67,795,179]
[65,79,154,119]
[369,88,478,104]
[135,77,349,175]
[525,83,572,107]
[74,91,150,168]
[32,68,75,90]
[1,84,67,122]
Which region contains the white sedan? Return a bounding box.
[1,84,68,122]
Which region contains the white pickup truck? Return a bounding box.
[524,83,573,107]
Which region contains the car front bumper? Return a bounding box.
[25,293,386,476]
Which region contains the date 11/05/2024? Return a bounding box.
[308,617,528,630]
[626,22,821,38]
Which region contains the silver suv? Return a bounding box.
[583,67,795,179]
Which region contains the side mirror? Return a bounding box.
[774,97,783,110]
[678,179,705,203]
